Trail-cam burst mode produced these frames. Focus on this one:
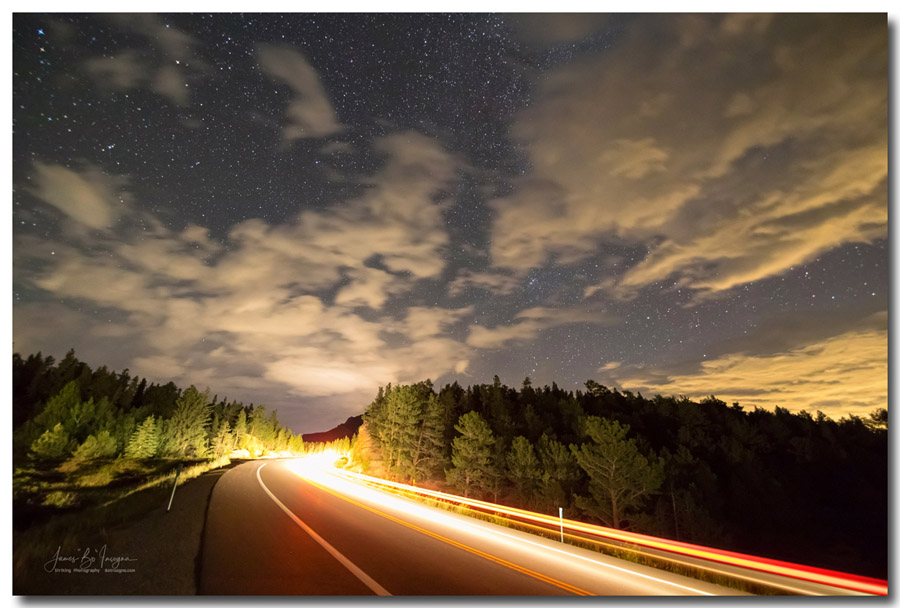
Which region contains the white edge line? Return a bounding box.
[256,462,392,596]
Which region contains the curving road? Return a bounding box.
[198,459,742,596]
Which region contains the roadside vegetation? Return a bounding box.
[359,377,887,579]
[13,349,306,520]
[13,349,312,589]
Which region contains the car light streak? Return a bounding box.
[321,467,886,596]
[299,473,592,595]
[331,475,812,595]
[287,460,718,595]
[256,462,391,596]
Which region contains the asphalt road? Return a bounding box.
[198,459,742,596]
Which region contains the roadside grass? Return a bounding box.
[12,455,232,590]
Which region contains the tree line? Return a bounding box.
[13,350,305,465]
[362,376,887,578]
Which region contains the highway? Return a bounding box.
[198,458,743,596]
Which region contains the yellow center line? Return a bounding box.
[300,473,591,596]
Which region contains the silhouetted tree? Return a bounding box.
[572,417,664,529]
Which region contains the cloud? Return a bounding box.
[109,14,203,65]
[448,269,521,296]
[27,162,128,231]
[490,14,887,299]
[334,267,405,310]
[467,305,616,349]
[394,306,473,342]
[83,52,145,90]
[80,16,204,107]
[15,132,469,430]
[702,308,888,362]
[600,138,669,180]
[153,64,190,106]
[612,322,886,419]
[257,44,342,140]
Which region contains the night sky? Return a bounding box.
[12,14,888,433]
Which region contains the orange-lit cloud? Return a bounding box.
[448,270,521,297]
[256,44,342,140]
[27,162,129,231]
[14,132,470,422]
[491,14,887,299]
[605,313,887,419]
[467,306,617,349]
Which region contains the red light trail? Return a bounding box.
[329,468,887,596]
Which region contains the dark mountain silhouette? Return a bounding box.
[301,415,363,444]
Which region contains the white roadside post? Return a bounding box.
[559,507,564,543]
[167,462,184,512]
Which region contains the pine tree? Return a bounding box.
[572,416,664,529]
[126,416,159,459]
[211,421,234,458]
[506,436,541,506]
[169,386,211,458]
[370,384,422,476]
[30,423,73,460]
[33,381,82,434]
[446,411,495,498]
[363,385,387,447]
[390,385,426,478]
[535,433,578,513]
[249,405,275,446]
[233,408,248,445]
[289,433,305,454]
[406,393,445,483]
[71,430,118,461]
[275,428,289,452]
[156,417,178,457]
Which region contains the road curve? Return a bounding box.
[198,459,743,596]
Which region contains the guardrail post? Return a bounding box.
[559,507,564,543]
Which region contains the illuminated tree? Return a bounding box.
[233,409,248,444]
[30,423,73,460]
[289,434,305,453]
[446,411,495,498]
[387,385,425,477]
[364,384,423,476]
[169,386,211,458]
[126,416,159,459]
[572,416,664,529]
[249,405,276,447]
[32,381,81,434]
[404,393,445,483]
[275,428,290,451]
[72,430,118,461]
[156,418,178,457]
[211,421,234,458]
